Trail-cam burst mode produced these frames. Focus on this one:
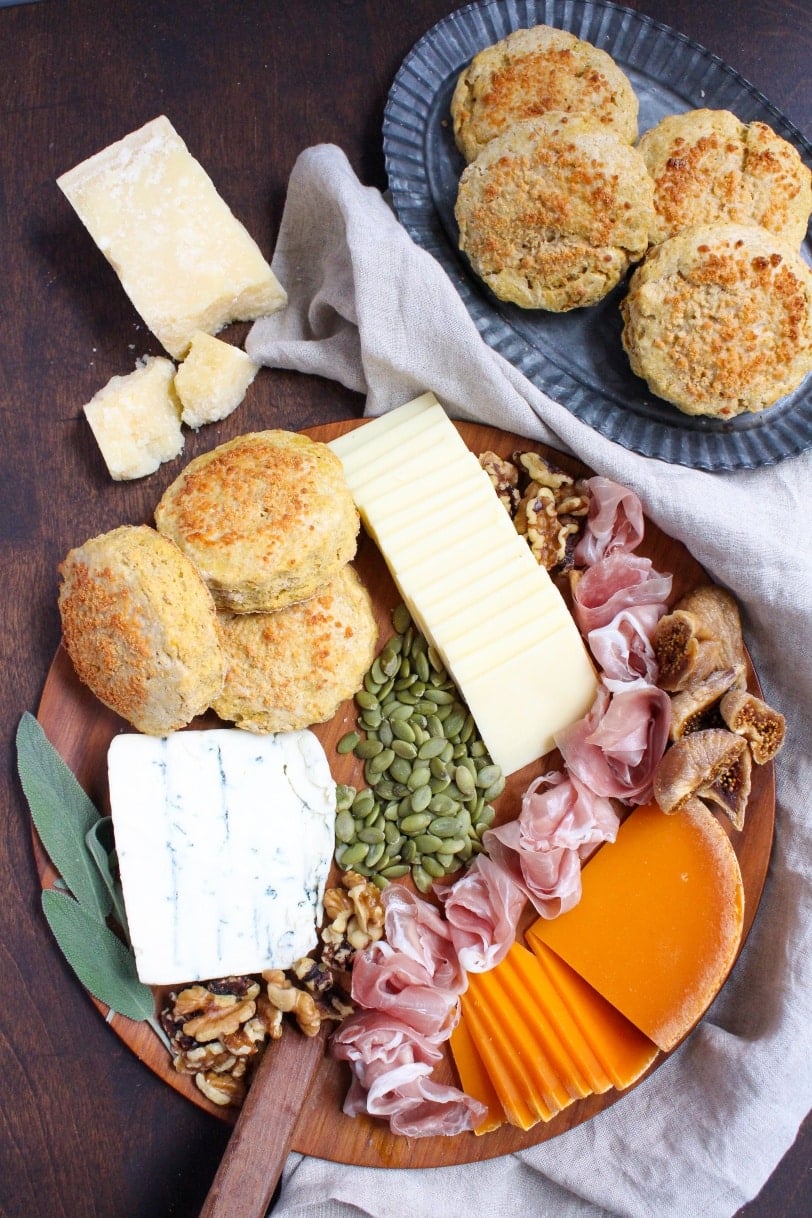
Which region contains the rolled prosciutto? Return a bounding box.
[574,476,645,566]
[483,770,619,919]
[555,682,672,805]
[437,854,526,972]
[570,551,672,635]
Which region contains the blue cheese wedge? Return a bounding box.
[107,728,335,986]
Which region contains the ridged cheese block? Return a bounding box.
[329,395,597,774]
[107,728,335,985]
[527,801,745,1051]
[57,116,286,358]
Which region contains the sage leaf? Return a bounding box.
[42,889,154,1022]
[16,712,111,921]
[86,818,130,942]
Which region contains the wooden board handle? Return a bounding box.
[199,1027,326,1218]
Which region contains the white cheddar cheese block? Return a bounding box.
[174,331,259,429]
[57,116,287,358]
[83,356,183,480]
[329,394,598,774]
[107,728,335,985]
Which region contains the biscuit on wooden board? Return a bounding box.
[57,525,224,735]
[212,565,378,733]
[154,430,360,613]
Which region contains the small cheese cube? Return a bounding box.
[57,115,286,358]
[83,356,183,480]
[107,728,336,985]
[174,331,259,429]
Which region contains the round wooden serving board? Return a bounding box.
[34,419,775,1169]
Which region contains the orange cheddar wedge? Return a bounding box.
[527,801,745,1051]
[525,937,659,1090]
[449,1016,506,1134]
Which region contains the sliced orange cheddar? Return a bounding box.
[526,937,659,1090]
[459,984,556,1129]
[448,1016,506,1134]
[527,801,745,1051]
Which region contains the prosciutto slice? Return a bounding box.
[382,885,466,995]
[574,476,645,566]
[483,771,619,919]
[437,854,526,972]
[350,941,460,1039]
[570,552,672,635]
[587,604,664,687]
[332,1009,486,1137]
[555,682,672,805]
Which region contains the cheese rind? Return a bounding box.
[174,331,259,429]
[57,116,286,358]
[83,356,183,480]
[107,728,335,985]
[329,396,597,774]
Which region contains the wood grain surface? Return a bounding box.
[32,417,777,1170]
[2,2,810,1217]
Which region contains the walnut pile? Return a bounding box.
[319,869,385,970]
[159,872,381,1108]
[479,449,589,571]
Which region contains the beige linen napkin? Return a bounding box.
[247,144,812,1218]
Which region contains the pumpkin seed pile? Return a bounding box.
[334,603,505,893]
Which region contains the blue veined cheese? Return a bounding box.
[107,728,335,986]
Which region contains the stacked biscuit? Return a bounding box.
[58,430,377,736]
[450,25,812,418]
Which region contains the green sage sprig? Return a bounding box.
[16,712,164,1037]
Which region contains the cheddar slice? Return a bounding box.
[329,395,597,774]
[57,116,286,358]
[448,1018,506,1134]
[525,939,659,1090]
[527,802,745,1051]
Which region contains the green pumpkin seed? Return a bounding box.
[337,730,360,754]
[414,833,444,854]
[400,811,432,835]
[408,784,433,813]
[411,864,434,893]
[392,603,412,634]
[391,738,417,760]
[421,855,446,879]
[351,788,376,817]
[335,810,356,844]
[391,719,416,744]
[365,840,387,869]
[340,841,369,868]
[381,863,410,879]
[454,765,476,797]
[355,738,383,760]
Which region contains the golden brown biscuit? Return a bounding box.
[621,222,812,417]
[451,24,638,162]
[58,524,224,734]
[455,113,654,311]
[638,109,812,247]
[212,565,378,733]
[154,430,359,612]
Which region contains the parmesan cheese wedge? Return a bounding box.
[57,116,286,358]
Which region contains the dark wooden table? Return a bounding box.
[1,2,809,1215]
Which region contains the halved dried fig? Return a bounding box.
[669,667,741,742]
[653,586,747,693]
[720,690,786,765]
[653,727,752,831]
